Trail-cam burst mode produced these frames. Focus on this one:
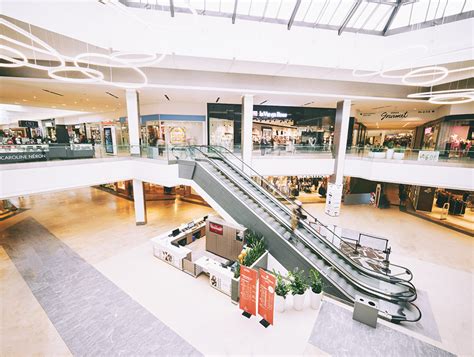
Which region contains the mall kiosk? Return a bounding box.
[151,215,246,296]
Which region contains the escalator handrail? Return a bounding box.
[190,148,417,302]
[197,145,414,283]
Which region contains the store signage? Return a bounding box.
[324,183,343,217]
[380,111,408,121]
[239,266,257,316]
[18,120,39,128]
[357,109,437,123]
[418,150,439,162]
[209,222,223,235]
[258,269,275,325]
[253,110,288,119]
[0,152,47,163]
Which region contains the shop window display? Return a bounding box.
[256,175,328,203]
[143,120,204,147]
[436,118,473,158]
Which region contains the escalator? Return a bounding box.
[174,145,421,323]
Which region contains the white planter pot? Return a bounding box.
[386,148,394,159]
[393,152,404,160]
[368,151,374,158]
[371,152,385,159]
[293,293,305,311]
[275,295,286,313]
[310,291,322,310]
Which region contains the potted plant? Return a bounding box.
[274,270,290,313]
[393,147,405,160]
[308,269,323,310]
[288,267,308,311]
[385,141,394,159]
[368,145,385,159]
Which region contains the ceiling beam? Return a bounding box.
[232,0,239,24]
[169,0,175,17]
[382,0,403,35]
[287,0,302,30]
[338,0,362,36]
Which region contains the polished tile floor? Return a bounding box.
[1,188,472,356]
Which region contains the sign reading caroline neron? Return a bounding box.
[258,269,276,325]
[239,266,257,316]
[209,222,223,235]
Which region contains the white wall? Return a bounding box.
[251,157,335,176]
[344,159,474,191]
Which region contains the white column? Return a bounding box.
[241,94,254,166]
[325,99,351,217]
[133,179,147,225]
[126,89,141,155]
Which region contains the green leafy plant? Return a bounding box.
[309,269,323,294]
[385,141,394,149]
[234,231,266,279]
[288,267,308,295]
[370,145,384,153]
[273,270,290,298]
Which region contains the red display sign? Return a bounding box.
[209,222,224,235]
[239,266,257,316]
[258,269,276,325]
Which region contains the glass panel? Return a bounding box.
[220,0,234,13]
[346,1,370,28]
[263,0,282,18]
[319,0,341,24]
[294,0,312,22]
[301,0,326,23]
[236,0,252,15]
[389,3,412,29]
[276,0,298,20]
[249,0,267,17]
[352,2,378,29]
[329,0,356,27]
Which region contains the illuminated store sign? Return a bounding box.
[358,109,437,122]
[380,111,408,121]
[253,110,288,119]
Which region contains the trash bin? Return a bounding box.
[353,295,378,328]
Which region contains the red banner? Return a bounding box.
[258,268,276,325]
[239,266,257,316]
[209,222,223,235]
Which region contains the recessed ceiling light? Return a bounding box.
[22,99,27,102]
[74,101,78,104]
[62,104,66,106]
[164,94,170,101]
[92,107,96,109]
[105,105,109,107]
[52,106,57,108]
[14,102,19,104]
[33,96,37,99]
[260,100,268,105]
[86,98,89,101]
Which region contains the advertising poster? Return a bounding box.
[258,269,276,325]
[104,127,114,154]
[239,266,257,316]
[324,183,343,217]
[209,222,223,235]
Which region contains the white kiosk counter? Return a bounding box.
[150,215,238,297]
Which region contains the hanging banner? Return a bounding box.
[258,269,276,325]
[239,266,257,316]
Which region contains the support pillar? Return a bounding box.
[126,89,141,155]
[133,179,147,225]
[325,99,351,217]
[241,94,254,166]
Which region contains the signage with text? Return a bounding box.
[417,150,439,162]
[357,109,437,123]
[209,222,224,235]
[258,269,275,325]
[18,120,39,128]
[239,266,257,316]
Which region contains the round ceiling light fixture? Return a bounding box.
[74,52,148,89]
[0,45,28,67]
[0,18,65,70]
[110,51,166,67]
[401,66,449,86]
[48,66,105,83]
[407,88,474,99]
[428,93,474,105]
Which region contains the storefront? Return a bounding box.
[98,181,208,205]
[365,129,414,147]
[140,114,205,147]
[208,103,336,151]
[414,115,473,156]
[408,186,473,235]
[254,175,328,203]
